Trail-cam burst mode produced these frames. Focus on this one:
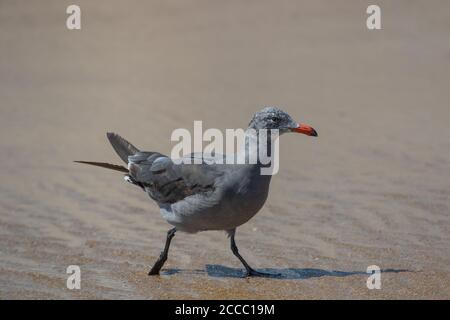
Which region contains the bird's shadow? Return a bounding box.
[163,265,410,279]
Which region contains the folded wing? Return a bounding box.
[128,152,225,205]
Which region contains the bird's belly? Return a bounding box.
[160,185,269,233]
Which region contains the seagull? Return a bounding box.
[75,107,317,277]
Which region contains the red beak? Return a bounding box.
[292,123,318,137]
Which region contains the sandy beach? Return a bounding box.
[0,0,449,299]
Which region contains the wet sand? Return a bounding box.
[0,0,449,299]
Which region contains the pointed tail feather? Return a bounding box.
[74,161,128,173]
[106,132,139,163]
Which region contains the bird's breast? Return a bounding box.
[161,165,272,232]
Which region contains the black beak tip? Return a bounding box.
[311,129,318,137]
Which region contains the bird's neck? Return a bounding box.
[237,128,279,173]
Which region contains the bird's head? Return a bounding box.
[248,106,318,137]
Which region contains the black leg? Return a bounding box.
[148,227,177,275]
[229,229,280,278]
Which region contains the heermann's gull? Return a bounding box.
[75,107,317,277]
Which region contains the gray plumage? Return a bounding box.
[75,107,317,277]
[107,132,139,163]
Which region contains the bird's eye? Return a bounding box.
[271,117,281,123]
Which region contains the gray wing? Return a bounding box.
[128,152,225,204]
[107,132,139,163]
